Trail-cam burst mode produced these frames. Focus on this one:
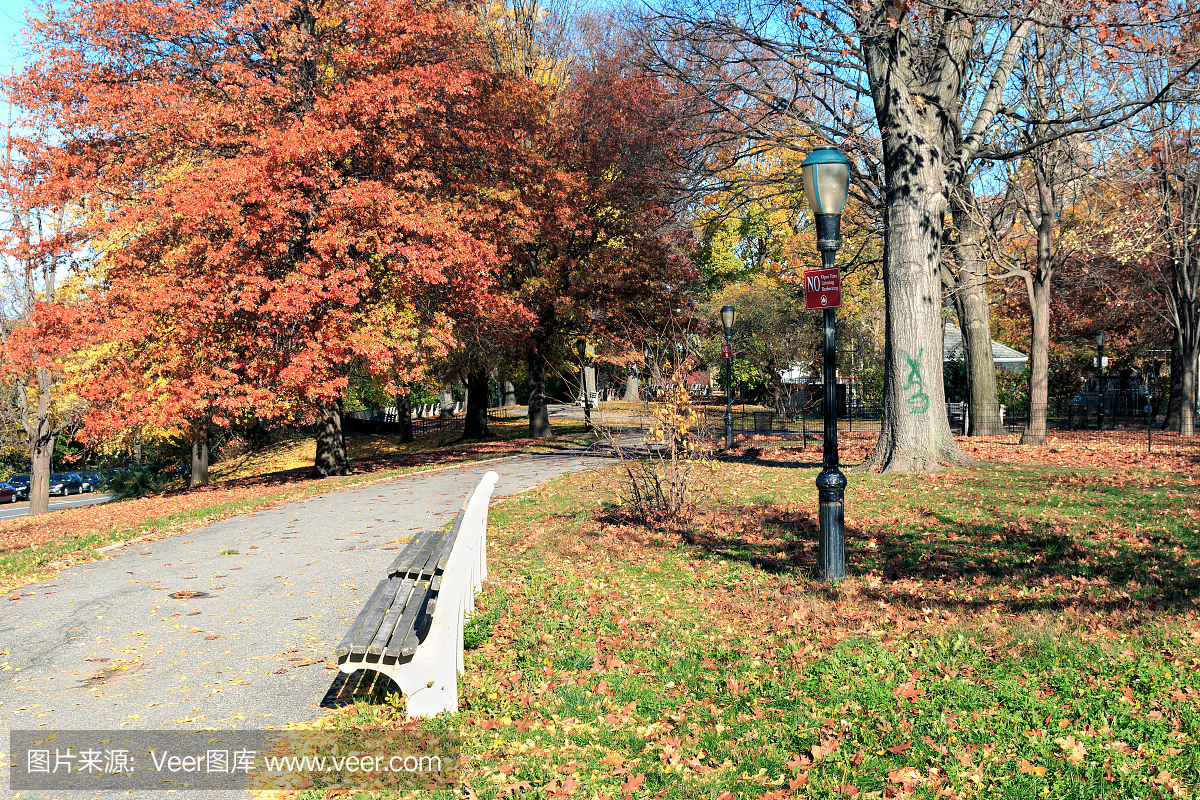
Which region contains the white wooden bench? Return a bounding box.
[334,471,498,717]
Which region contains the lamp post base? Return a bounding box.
[816,467,846,581]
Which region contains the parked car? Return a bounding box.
[77,471,102,493]
[48,473,84,496]
[7,474,30,501]
[0,482,17,503]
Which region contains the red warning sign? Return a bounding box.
[804,267,842,311]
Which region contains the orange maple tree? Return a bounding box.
[7,0,545,476]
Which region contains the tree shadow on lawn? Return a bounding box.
[201,432,593,494]
[595,499,1200,618]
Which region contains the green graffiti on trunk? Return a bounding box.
[901,349,930,414]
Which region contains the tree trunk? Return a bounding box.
[1020,272,1052,445]
[397,392,413,442]
[189,429,209,488]
[502,379,517,407]
[527,336,552,438]
[950,197,1004,435]
[311,399,351,477]
[858,141,974,473]
[624,368,639,402]
[648,356,663,388]
[27,417,52,516]
[462,368,490,439]
[1181,345,1197,438]
[440,389,455,418]
[1167,329,1197,437]
[1165,339,1183,431]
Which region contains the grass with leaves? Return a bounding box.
[313,438,1199,800]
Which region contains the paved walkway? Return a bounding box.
[0,444,610,796]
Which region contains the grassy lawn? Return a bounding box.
[316,439,1199,799]
[0,415,593,590]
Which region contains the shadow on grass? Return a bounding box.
[593,492,1200,616]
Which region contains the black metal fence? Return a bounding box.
[700,399,1200,454]
[966,403,1200,453]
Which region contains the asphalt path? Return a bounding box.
[0,443,612,798]
[0,492,115,522]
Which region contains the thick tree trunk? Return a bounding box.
[859,146,974,473]
[1181,348,1197,438]
[189,429,209,488]
[624,368,639,402]
[440,389,455,418]
[502,379,517,407]
[27,418,52,516]
[397,392,413,442]
[311,399,351,477]
[1166,330,1197,437]
[950,199,1004,435]
[527,336,552,438]
[1021,273,1052,445]
[1165,339,1183,430]
[462,369,490,440]
[648,356,663,389]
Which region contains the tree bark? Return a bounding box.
[397,392,413,442]
[858,129,974,472]
[648,356,663,388]
[502,379,517,407]
[624,368,639,402]
[855,4,979,473]
[311,399,351,477]
[950,196,1004,435]
[1021,271,1052,445]
[462,368,490,439]
[27,414,52,516]
[189,429,209,488]
[527,335,552,438]
[1166,329,1197,437]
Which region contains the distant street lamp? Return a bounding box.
[720,305,736,449]
[802,145,851,582]
[1095,330,1106,431]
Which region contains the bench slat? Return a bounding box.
[385,578,432,658]
[350,577,402,655]
[367,577,417,655]
[335,579,390,658]
[404,531,446,578]
[386,529,437,576]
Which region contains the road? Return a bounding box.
[0,446,611,799]
[0,492,114,521]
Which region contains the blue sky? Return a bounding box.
[1,0,40,126]
[1,0,36,72]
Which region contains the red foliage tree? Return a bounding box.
[8,0,542,476]
[507,47,700,438]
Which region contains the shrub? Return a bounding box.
[605,365,717,521]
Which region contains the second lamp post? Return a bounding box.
[721,305,736,449]
[1095,330,1106,431]
[801,145,851,582]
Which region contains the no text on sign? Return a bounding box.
[804,267,842,311]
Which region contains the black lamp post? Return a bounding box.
[1095,330,1106,431]
[721,305,736,449]
[802,145,851,582]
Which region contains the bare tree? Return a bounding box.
[1105,104,1200,437]
[644,0,1200,470]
